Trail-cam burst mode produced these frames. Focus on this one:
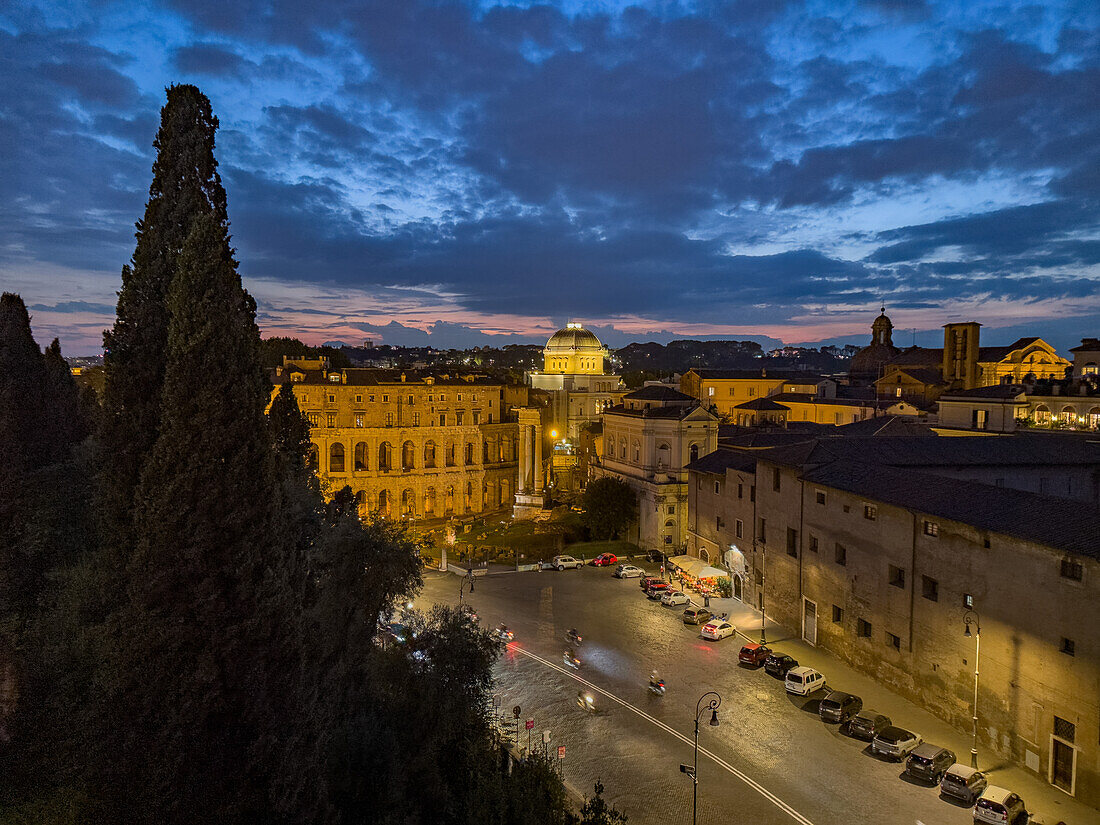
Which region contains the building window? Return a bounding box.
[714,481,721,494]
[472,410,480,424]
[842,504,850,513]
[327,394,335,403]
[355,394,362,403]
[832,605,843,623]
[457,394,463,402]
[835,543,846,566]
[921,575,939,601]
[786,527,798,558]
[412,412,421,426]
[809,535,818,552]
[886,632,901,651]
[758,518,767,544]
[749,387,756,397]
[385,412,394,427]
[1053,716,1076,743]
[1060,637,1075,656]
[815,490,825,505]
[354,413,364,428]
[307,413,320,428]
[1060,559,1084,582]
[772,467,781,492]
[382,395,389,403]
[889,565,905,588]
[326,413,336,428]
[735,519,743,539]
[923,520,939,537]
[329,442,345,473]
[963,593,973,609]
[456,411,464,425]
[667,505,675,515]
[439,414,446,426]
[857,618,872,638]
[737,483,743,499]
[750,486,755,503]
[368,395,375,402]
[863,504,877,521]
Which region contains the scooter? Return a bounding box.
[648,678,666,696]
[566,629,583,646]
[496,625,514,642]
[563,650,581,670]
[576,692,596,713]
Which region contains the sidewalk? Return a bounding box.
[709,596,1092,825]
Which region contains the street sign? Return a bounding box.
[525,719,534,730]
[557,746,566,759]
[542,729,551,743]
[512,705,521,718]
[492,694,501,708]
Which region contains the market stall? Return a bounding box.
[666,554,728,598]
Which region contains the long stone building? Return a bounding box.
[270,357,541,521]
[686,434,1100,808]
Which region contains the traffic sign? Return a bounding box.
[512,705,521,718]
[525,719,534,730]
[542,729,551,743]
[557,745,566,759]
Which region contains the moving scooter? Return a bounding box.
[563,649,581,669]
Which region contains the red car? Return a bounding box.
[646,582,672,599]
[640,575,663,590]
[738,643,772,667]
[590,553,619,567]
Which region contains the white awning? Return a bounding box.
[667,555,727,579]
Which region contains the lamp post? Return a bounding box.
[680,691,721,825]
[963,610,981,768]
[758,540,767,645]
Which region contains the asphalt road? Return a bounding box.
[418,565,1017,825]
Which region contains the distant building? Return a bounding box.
[270,356,531,522]
[679,368,821,418]
[592,386,719,552]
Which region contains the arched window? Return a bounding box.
[632,440,640,463]
[377,490,391,517]
[483,440,491,463]
[401,440,416,470]
[355,490,367,517]
[400,489,414,517]
[1034,405,1051,426]
[657,443,670,467]
[689,442,699,462]
[329,442,345,473]
[446,443,456,466]
[424,440,437,468]
[424,487,436,515]
[445,485,455,515]
[465,443,475,465]
[354,441,368,471]
[378,442,392,471]
[464,481,473,510]
[500,478,511,505]
[619,438,627,459]
[482,482,490,507]
[700,547,710,563]
[1089,407,1100,430]
[308,443,319,472]
[1060,406,1076,426]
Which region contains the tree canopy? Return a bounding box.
[581,478,639,541]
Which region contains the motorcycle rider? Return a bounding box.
[648,670,664,692]
[567,627,582,644]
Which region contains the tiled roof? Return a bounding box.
[685,448,757,475]
[801,460,1100,558]
[270,367,504,387]
[604,403,706,419]
[768,392,877,408]
[834,417,937,437]
[686,368,822,381]
[977,337,1043,361]
[734,397,789,410]
[885,347,942,367]
[755,434,1100,469]
[939,385,1028,400]
[625,385,696,402]
[877,367,944,386]
[1069,339,1100,352]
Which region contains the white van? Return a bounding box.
[784,666,826,696]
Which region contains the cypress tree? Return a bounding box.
[268,380,312,479]
[95,212,303,823]
[99,84,227,570]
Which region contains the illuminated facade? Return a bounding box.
[270,357,522,521]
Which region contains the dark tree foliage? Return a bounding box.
[268,380,312,478]
[578,781,628,824]
[260,336,351,369]
[580,478,639,541]
[99,84,228,581]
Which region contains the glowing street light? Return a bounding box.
[963,609,981,768]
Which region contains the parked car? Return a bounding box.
[646,582,672,599]
[682,607,713,625]
[940,764,988,804]
[700,620,736,640]
[846,710,892,741]
[614,564,644,578]
[819,691,863,724]
[871,726,923,761]
[974,787,1027,825]
[550,555,582,570]
[764,652,799,678]
[645,550,666,563]
[738,643,772,667]
[785,666,827,696]
[640,575,663,590]
[590,553,618,567]
[905,743,956,783]
[661,590,690,606]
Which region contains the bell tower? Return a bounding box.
[871,308,894,347]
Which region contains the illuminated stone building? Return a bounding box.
[687,435,1100,806]
[592,386,719,552]
[271,357,525,522]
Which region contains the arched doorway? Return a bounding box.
[401,441,416,471]
[329,442,345,473]
[400,489,414,517]
[377,490,391,518]
[378,442,393,471]
[353,441,368,471]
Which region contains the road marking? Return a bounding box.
[510,643,817,825]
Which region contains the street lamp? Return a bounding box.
[758,540,767,644]
[680,691,721,825]
[963,610,981,768]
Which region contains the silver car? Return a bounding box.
[614,564,644,578]
[871,726,922,761]
[939,764,988,804]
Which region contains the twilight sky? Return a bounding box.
[2,0,1098,355]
